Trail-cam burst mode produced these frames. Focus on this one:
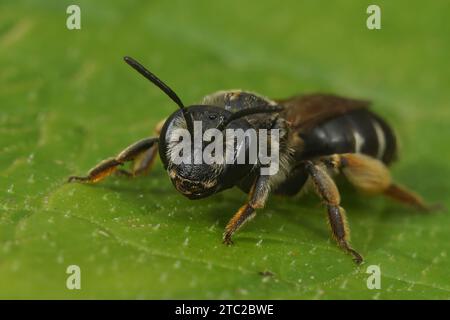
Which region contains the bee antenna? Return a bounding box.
[217,105,284,130]
[123,56,194,133]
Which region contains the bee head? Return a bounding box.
[124,56,283,199]
[158,106,257,199]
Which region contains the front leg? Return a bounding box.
[223,174,270,245]
[304,161,363,264]
[68,137,159,183]
[69,119,165,183]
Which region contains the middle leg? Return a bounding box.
[304,161,363,264]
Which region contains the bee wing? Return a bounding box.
[275,94,370,133]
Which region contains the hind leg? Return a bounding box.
[321,153,435,212]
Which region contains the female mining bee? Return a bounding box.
[68,56,435,264]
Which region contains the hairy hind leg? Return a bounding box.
[68,137,159,183]
[321,153,435,212]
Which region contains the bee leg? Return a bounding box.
[115,142,159,177]
[304,161,363,264]
[223,174,270,245]
[116,119,165,177]
[68,137,159,183]
[321,153,436,212]
[384,184,442,212]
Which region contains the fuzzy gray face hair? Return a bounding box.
[163,113,227,199]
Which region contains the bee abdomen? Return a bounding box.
[301,109,397,164]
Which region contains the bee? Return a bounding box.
[68,56,436,264]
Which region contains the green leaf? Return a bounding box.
[1,0,449,299]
